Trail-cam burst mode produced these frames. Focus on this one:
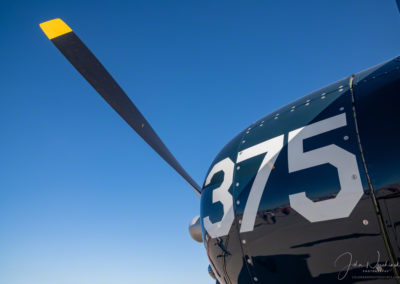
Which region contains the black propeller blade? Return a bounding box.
[40,18,201,197]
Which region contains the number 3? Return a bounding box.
[203,158,235,238]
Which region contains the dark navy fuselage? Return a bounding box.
[200,56,400,283]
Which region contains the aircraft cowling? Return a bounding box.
[200,57,400,283]
[353,57,400,269]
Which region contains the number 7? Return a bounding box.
[236,135,284,233]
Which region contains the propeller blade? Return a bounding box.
[39,18,201,197]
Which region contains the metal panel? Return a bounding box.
[232,79,392,282]
[354,57,400,266]
[201,133,254,284]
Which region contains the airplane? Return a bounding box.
[39,2,400,283]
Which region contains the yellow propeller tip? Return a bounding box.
[39,18,72,40]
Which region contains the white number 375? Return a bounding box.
[203,113,363,238]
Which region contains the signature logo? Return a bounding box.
[334,251,399,280]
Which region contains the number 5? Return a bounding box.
[288,113,363,222]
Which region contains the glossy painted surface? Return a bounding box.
[201,133,254,284]
[201,57,400,283]
[353,57,400,264]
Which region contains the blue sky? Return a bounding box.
[1,1,399,283]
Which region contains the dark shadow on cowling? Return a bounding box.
[290,233,380,248]
[236,254,394,283]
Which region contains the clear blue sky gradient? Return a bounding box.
[1,1,400,283]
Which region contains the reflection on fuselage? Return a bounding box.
[202,57,400,283]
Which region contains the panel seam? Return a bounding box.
[349,75,400,281]
[232,127,257,284]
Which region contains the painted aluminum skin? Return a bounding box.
[200,56,400,283]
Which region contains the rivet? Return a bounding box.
[344,136,349,141]
[306,102,310,106]
[274,116,278,120]
[242,140,246,144]
[291,106,295,109]
[246,131,250,134]
[275,113,279,116]
[339,88,344,92]
[352,174,358,180]
[261,120,265,123]
[236,200,240,205]
[242,239,246,244]
[260,124,263,127]
[236,182,240,187]
[290,109,295,112]
[339,85,344,88]
[340,107,344,111]
[363,219,369,226]
[248,127,251,131]
[236,166,241,170]
[321,95,326,99]
[253,277,258,282]
[247,258,252,264]
[238,219,242,224]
